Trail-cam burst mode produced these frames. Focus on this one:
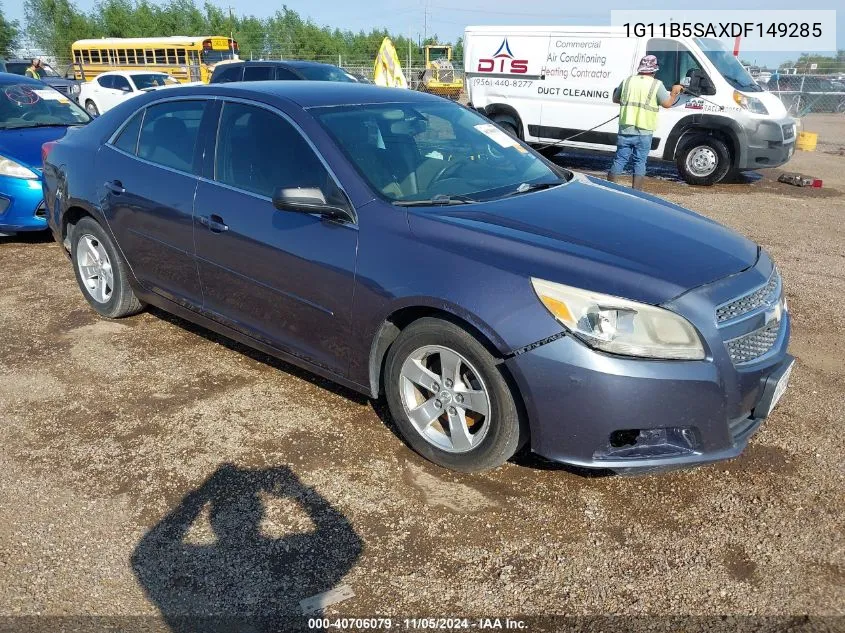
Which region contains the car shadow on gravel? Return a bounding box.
[131,463,363,632]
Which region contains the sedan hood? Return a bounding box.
[0,126,74,171]
[408,174,758,304]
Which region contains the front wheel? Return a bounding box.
[675,134,732,186]
[71,217,144,318]
[85,100,100,116]
[384,318,527,472]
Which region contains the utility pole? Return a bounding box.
[423,1,428,44]
[226,5,236,56]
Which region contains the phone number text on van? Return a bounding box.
[471,78,534,89]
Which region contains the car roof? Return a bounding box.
[223,60,342,70]
[0,72,45,86]
[97,70,169,76]
[167,81,444,108]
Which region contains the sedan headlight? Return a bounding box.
[0,156,38,180]
[733,91,768,115]
[531,278,705,360]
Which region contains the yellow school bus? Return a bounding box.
[70,36,239,83]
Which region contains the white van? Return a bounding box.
[464,26,796,185]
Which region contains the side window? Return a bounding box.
[117,49,127,64]
[214,102,341,203]
[213,64,242,83]
[677,48,702,83]
[113,110,144,155]
[243,65,273,81]
[275,67,299,80]
[135,49,145,64]
[113,75,132,92]
[90,50,102,64]
[98,75,114,89]
[646,39,677,91]
[137,100,206,173]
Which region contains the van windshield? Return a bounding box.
[696,38,761,92]
[314,101,567,204]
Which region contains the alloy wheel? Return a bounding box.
[76,234,113,304]
[398,345,492,453]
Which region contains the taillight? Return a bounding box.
[41,141,57,166]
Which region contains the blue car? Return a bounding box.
[0,73,90,235]
[42,83,793,473]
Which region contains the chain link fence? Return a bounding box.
[762,75,845,117]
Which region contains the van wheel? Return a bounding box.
[676,134,731,186]
[490,115,520,139]
[85,100,99,116]
[71,217,144,318]
[384,317,527,472]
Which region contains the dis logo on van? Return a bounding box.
[477,38,528,74]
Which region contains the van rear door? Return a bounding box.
[537,32,638,151]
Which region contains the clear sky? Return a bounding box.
[8,0,841,68]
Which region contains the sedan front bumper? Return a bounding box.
[506,326,792,473]
[0,175,47,234]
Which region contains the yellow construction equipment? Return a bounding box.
[418,45,463,100]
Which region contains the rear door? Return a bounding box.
[97,98,213,307]
[192,100,358,374]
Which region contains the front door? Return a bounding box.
[98,99,211,307]
[193,101,358,375]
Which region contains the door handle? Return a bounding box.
[199,214,229,233]
[104,180,124,195]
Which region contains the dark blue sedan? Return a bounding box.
[0,73,90,235]
[41,82,793,472]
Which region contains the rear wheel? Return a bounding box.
[85,100,99,116]
[71,217,144,318]
[675,134,732,186]
[384,318,526,472]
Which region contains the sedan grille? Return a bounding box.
[725,323,780,365]
[716,268,781,324]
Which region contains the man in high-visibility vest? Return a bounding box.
[608,55,682,190]
[25,59,43,79]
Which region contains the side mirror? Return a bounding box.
[272,187,354,223]
[687,69,717,96]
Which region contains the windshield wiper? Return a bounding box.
[501,180,566,199]
[394,194,477,207]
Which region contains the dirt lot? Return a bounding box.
[0,115,843,630]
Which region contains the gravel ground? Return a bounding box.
[0,118,843,630]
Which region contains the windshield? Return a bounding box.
[202,49,238,65]
[315,101,566,204]
[0,83,90,129]
[131,74,179,90]
[296,65,356,82]
[696,38,761,92]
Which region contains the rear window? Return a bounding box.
[243,65,273,81]
[211,64,242,83]
[137,100,206,173]
[5,62,29,75]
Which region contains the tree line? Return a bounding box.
[1,0,464,64]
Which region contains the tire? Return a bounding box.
[675,134,732,186]
[70,217,144,318]
[490,115,520,139]
[85,100,99,116]
[536,145,561,159]
[384,317,527,472]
